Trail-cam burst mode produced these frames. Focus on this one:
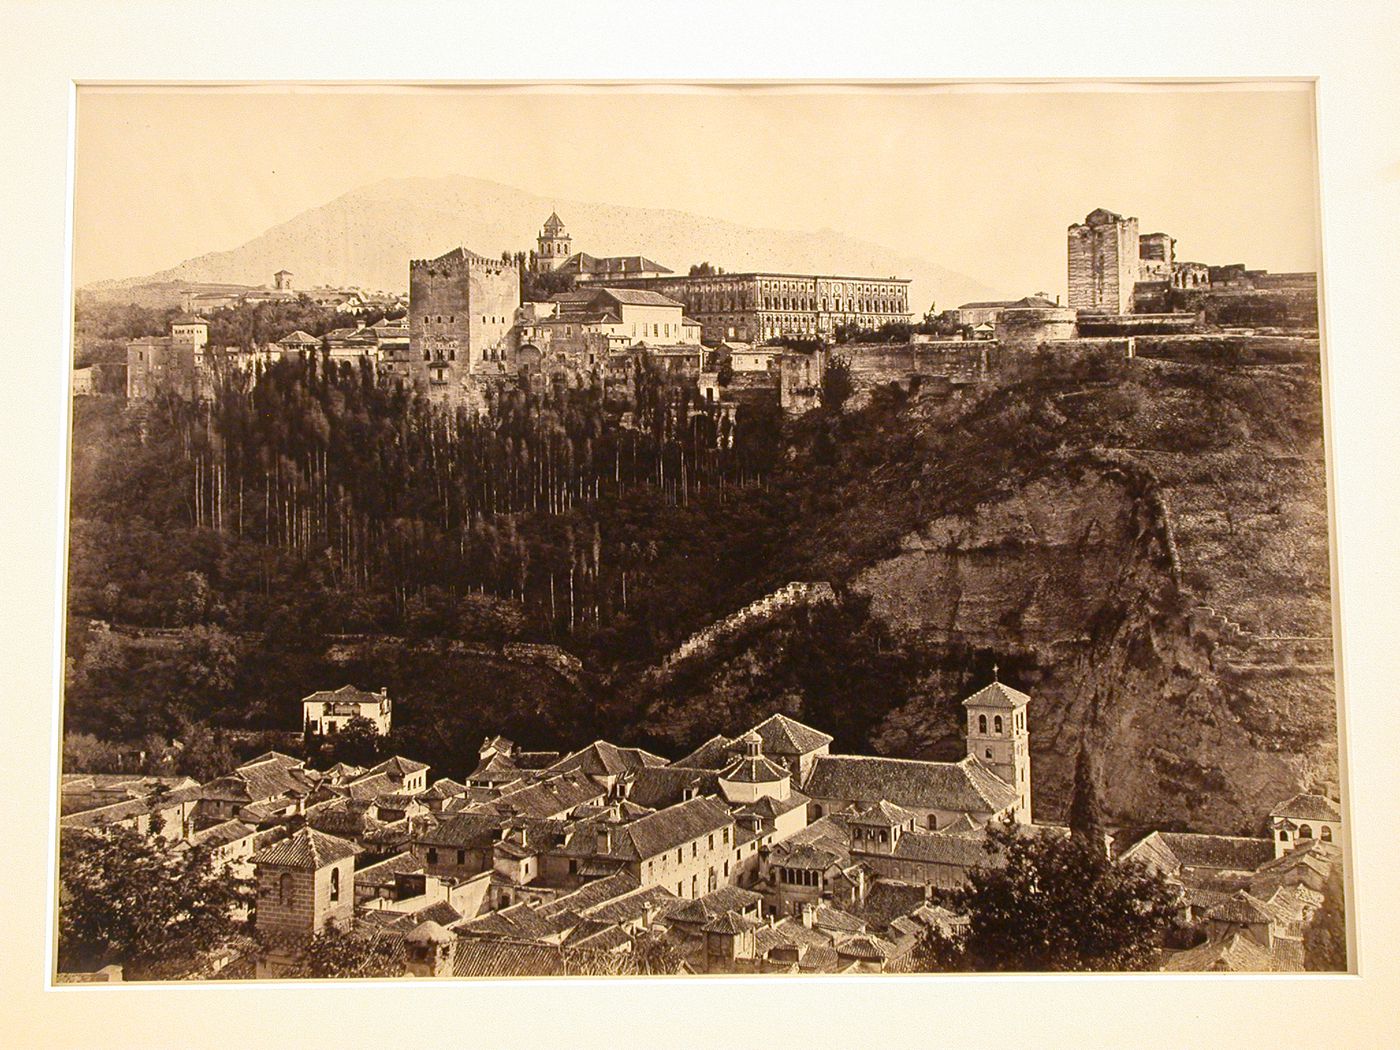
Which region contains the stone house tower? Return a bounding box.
[1067,207,1140,314]
[249,827,360,978]
[535,211,572,273]
[962,679,1032,823]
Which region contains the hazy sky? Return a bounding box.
[74,82,1320,295]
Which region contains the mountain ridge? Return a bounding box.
[80,174,998,311]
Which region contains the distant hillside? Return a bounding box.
[79,174,997,313]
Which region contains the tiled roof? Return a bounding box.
[624,766,720,809]
[670,735,736,770]
[191,819,256,849]
[853,880,929,930]
[605,796,733,862]
[1162,931,1304,973]
[749,713,833,755]
[1156,833,1275,872]
[368,755,430,778]
[718,753,790,785]
[545,740,668,779]
[565,923,631,952]
[489,772,605,819]
[423,778,468,799]
[414,812,500,849]
[703,910,758,935]
[813,905,865,934]
[302,684,384,706]
[1207,891,1276,925]
[579,884,679,926]
[889,829,991,868]
[734,791,808,821]
[848,800,920,827]
[1270,793,1342,822]
[536,872,641,918]
[957,300,1018,310]
[834,933,896,960]
[353,850,422,888]
[667,885,764,925]
[339,772,399,801]
[250,827,360,870]
[802,754,1017,813]
[58,797,151,829]
[450,939,617,978]
[960,681,1031,710]
[771,842,844,871]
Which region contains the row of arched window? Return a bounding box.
[973,710,1026,736]
[1279,823,1334,843]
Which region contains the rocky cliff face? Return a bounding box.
[636,359,1337,836]
[850,371,1336,834]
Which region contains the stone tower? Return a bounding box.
[249,827,360,978]
[962,678,1032,823]
[407,246,520,401]
[1067,208,1139,314]
[535,211,572,273]
[274,269,293,291]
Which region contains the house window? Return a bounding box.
[978,715,988,733]
[985,748,993,759]
[692,842,697,858]
[1321,826,1333,842]
[329,867,340,903]
[708,834,714,850]
[1299,824,1313,839]
[1279,830,1290,842]
[427,848,439,864]
[278,872,293,905]
[994,716,1003,734]
[457,850,466,865]
[569,859,578,874]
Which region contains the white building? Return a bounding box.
[302,685,392,736]
[1269,792,1342,857]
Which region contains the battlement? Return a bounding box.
[410,247,519,275]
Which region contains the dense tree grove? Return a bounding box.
[938,819,1183,971]
[70,355,785,641]
[58,828,251,979]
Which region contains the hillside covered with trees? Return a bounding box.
[63,346,1335,831]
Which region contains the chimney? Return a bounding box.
[596,826,613,854]
[801,901,816,929]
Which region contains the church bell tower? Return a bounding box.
[962,673,1032,823]
[535,211,571,273]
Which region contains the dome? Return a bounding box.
[406,919,454,945]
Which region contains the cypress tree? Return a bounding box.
[1068,742,1107,855]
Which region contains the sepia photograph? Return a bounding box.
[51,79,1348,985]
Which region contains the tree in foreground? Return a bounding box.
[946,818,1182,972]
[282,926,407,979]
[58,827,249,980]
[1303,862,1348,972]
